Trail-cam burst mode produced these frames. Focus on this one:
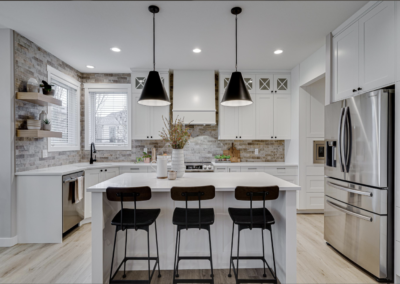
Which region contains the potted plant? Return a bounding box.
[136,157,142,163]
[43,118,51,131]
[160,116,192,178]
[40,80,55,96]
[214,155,221,161]
[142,152,152,163]
[226,155,231,161]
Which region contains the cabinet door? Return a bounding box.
[238,94,256,139]
[273,74,291,94]
[359,1,395,92]
[255,94,274,139]
[255,74,274,94]
[132,94,150,139]
[273,94,291,139]
[332,21,359,102]
[84,169,101,219]
[103,167,120,181]
[228,167,241,172]
[242,74,256,94]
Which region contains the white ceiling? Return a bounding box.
[0,1,367,73]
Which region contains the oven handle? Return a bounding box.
[327,181,372,197]
[327,200,372,222]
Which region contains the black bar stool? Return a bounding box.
[106,186,161,284]
[228,186,279,284]
[170,185,216,284]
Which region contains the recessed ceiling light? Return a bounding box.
[111,47,121,52]
[274,49,283,54]
[193,48,201,53]
[86,65,94,69]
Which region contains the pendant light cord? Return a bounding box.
[235,14,237,72]
[153,12,155,71]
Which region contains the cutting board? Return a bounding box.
[223,143,241,163]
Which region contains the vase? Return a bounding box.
[43,124,51,131]
[172,149,185,178]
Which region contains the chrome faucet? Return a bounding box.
[90,142,97,164]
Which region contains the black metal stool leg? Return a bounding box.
[123,229,128,278]
[173,227,179,282]
[147,229,151,281]
[155,221,161,278]
[270,227,277,280]
[207,227,214,281]
[175,229,181,277]
[109,227,118,284]
[228,222,234,278]
[262,229,267,277]
[237,228,240,280]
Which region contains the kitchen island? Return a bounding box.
[88,172,300,283]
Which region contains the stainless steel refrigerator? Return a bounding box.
[324,89,394,282]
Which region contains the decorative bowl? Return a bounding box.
[27,78,39,93]
[168,171,177,180]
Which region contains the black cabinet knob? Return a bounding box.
[105,169,107,172]
[271,136,273,138]
[275,136,277,138]
[147,136,149,138]
[358,87,362,91]
[151,136,153,138]
[236,136,238,138]
[100,170,103,172]
[352,89,357,92]
[271,90,273,93]
[240,136,242,138]
[275,90,277,93]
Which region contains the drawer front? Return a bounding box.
[214,166,228,172]
[241,166,265,172]
[265,166,297,176]
[325,177,387,214]
[119,166,147,174]
[324,196,387,279]
[228,167,241,172]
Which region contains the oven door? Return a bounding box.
[324,196,388,279]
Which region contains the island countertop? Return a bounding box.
[87,172,301,193]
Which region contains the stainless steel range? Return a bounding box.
[185,162,214,172]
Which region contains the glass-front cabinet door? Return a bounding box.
[255,74,274,94]
[242,74,255,93]
[273,74,291,94]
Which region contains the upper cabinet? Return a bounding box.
[332,1,395,102]
[396,1,400,82]
[132,70,170,140]
[219,72,291,140]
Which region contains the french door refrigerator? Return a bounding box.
[324,89,394,282]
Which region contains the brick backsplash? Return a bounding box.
[14,32,284,172]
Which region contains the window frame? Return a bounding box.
[84,83,132,151]
[47,65,81,152]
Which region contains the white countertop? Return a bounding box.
[211,162,298,167]
[15,161,298,176]
[87,172,301,193]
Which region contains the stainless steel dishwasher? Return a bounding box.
[62,171,85,235]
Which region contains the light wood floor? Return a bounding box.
[0,214,379,284]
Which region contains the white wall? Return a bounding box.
[285,65,299,164]
[299,44,326,87]
[0,29,16,246]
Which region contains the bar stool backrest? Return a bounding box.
[171,185,215,230]
[106,186,152,230]
[234,186,279,230]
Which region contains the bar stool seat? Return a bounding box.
[111,208,160,227]
[173,208,214,226]
[228,208,275,227]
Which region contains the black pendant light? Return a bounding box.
[138,5,171,107]
[221,7,253,107]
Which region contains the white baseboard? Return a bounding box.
[297,209,324,214]
[80,217,92,226]
[0,235,18,247]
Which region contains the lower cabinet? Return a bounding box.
[84,167,120,219]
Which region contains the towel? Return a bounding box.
[75,176,84,203]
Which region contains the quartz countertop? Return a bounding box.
[212,162,298,167]
[87,172,301,193]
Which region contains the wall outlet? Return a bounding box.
[255,149,259,155]
[144,148,148,153]
[42,150,48,158]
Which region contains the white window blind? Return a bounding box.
[88,91,129,147]
[49,80,79,148]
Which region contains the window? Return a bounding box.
[47,66,80,152]
[84,84,131,150]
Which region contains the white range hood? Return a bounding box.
[173,70,216,125]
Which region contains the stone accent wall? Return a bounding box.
[14,32,284,172]
[14,32,82,172]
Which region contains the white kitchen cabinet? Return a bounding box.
[132,70,169,140]
[358,1,395,93]
[240,166,265,172]
[273,74,291,94]
[84,167,120,219]
[242,74,256,94]
[228,167,241,172]
[255,74,274,94]
[332,21,359,101]
[238,94,256,139]
[273,95,291,139]
[397,1,400,82]
[120,166,148,174]
[256,94,274,139]
[214,166,228,172]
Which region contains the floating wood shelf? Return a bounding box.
[16,92,62,107]
[17,130,62,138]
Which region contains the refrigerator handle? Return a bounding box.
[338,107,345,172]
[344,106,352,172]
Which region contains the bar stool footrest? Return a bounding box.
[230,257,277,284]
[173,279,214,283]
[111,257,159,284]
